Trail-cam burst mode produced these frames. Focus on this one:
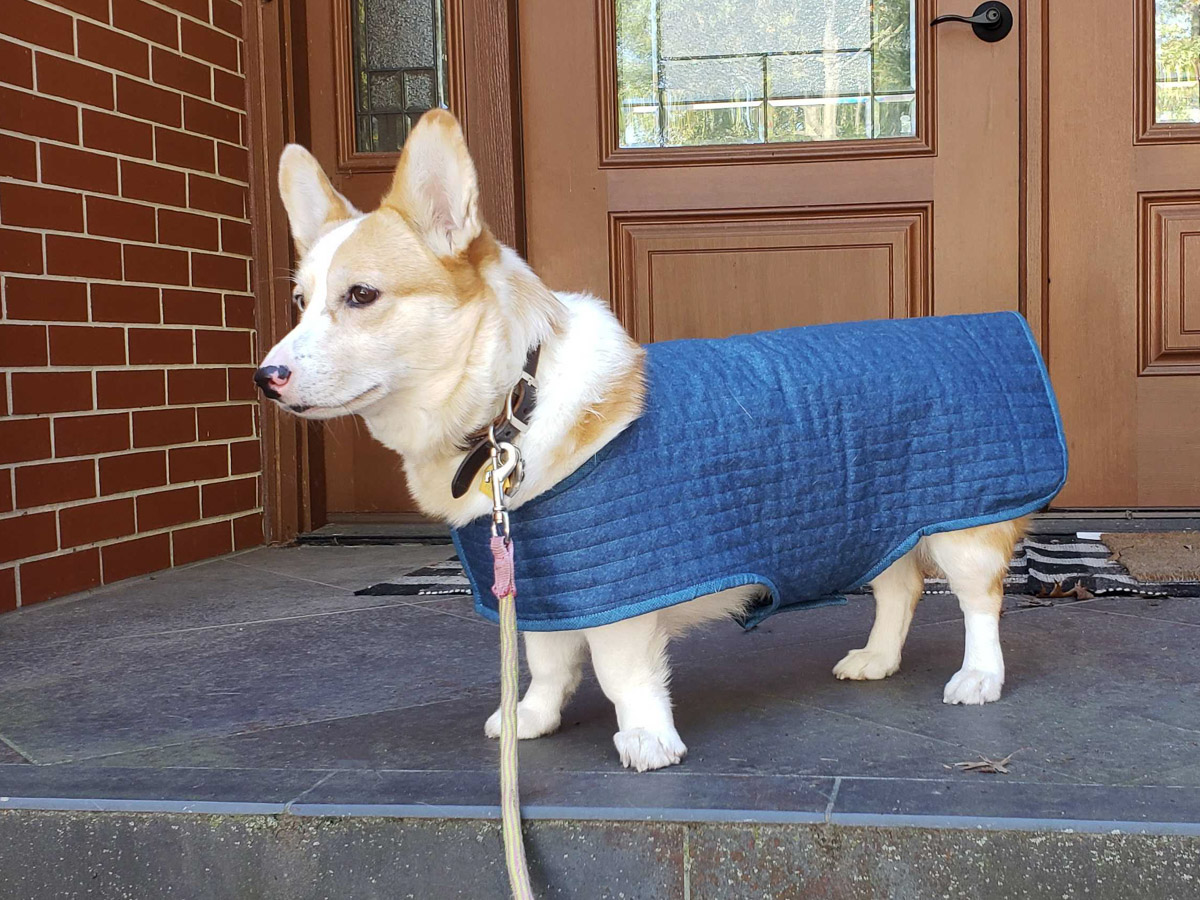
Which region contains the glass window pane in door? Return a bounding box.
[616,0,917,148]
[352,0,449,152]
[1155,0,1200,124]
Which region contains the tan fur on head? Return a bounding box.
[277,145,360,255]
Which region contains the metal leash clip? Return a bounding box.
[485,425,521,540]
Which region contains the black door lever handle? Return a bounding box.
[931,1,1013,42]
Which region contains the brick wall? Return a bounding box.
[0,0,263,611]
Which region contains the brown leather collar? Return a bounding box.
[450,345,541,499]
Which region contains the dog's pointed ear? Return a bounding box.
[384,109,481,258]
[277,144,359,256]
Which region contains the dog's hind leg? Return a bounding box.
[925,520,1023,705]
[833,549,924,681]
[485,630,587,740]
[585,611,686,772]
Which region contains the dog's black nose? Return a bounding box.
[253,365,290,400]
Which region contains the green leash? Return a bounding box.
[487,439,536,900]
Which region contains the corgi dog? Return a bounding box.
[257,110,1025,772]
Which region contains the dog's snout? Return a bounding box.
[253,365,291,400]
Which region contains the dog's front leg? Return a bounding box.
[485,630,587,740]
[585,612,686,772]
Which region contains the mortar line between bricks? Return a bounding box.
[824,776,841,824]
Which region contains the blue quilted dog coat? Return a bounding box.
[453,312,1068,631]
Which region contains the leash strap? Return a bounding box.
[487,433,536,900]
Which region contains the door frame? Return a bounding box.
[244,0,525,542]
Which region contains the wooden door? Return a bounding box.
[294,0,521,522]
[519,0,1022,341]
[1047,0,1200,507]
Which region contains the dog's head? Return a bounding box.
[256,110,496,421]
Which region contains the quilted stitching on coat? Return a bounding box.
[453,312,1069,631]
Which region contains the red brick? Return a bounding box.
[41,144,119,193]
[0,183,83,232]
[223,294,254,329]
[0,568,14,613]
[20,548,101,605]
[197,403,253,440]
[211,0,242,36]
[151,47,208,98]
[90,283,160,324]
[229,439,260,476]
[0,323,48,366]
[136,485,198,530]
[212,69,244,109]
[181,19,237,70]
[0,473,11,514]
[121,160,187,206]
[172,520,230,565]
[47,0,111,21]
[162,289,223,326]
[124,244,190,285]
[219,219,251,255]
[128,328,192,364]
[0,228,44,274]
[11,372,93,414]
[226,366,256,401]
[195,329,250,363]
[6,0,75,53]
[113,0,180,49]
[54,413,131,456]
[184,96,239,142]
[0,418,51,465]
[192,253,246,291]
[99,449,166,494]
[216,142,247,181]
[5,278,88,322]
[169,444,228,482]
[83,109,154,159]
[232,512,261,550]
[15,459,96,507]
[60,497,136,547]
[187,174,244,217]
[0,86,77,143]
[133,407,196,447]
[87,197,157,242]
[101,532,171,582]
[201,476,255,517]
[159,210,219,251]
[0,134,38,180]
[46,235,123,279]
[167,367,227,403]
[0,511,58,563]
[0,39,34,89]
[78,21,150,79]
[155,127,215,171]
[36,53,115,108]
[160,0,210,23]
[117,76,182,127]
[49,325,127,366]
[97,369,165,408]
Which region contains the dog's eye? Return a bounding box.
[292,291,305,311]
[347,284,380,307]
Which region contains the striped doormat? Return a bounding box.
[356,535,1200,600]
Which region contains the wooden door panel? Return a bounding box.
[1050,0,1200,507]
[611,207,930,341]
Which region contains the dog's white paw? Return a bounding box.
[833,648,901,681]
[613,727,687,772]
[942,668,1004,705]
[484,703,561,740]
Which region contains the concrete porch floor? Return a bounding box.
[0,543,1197,899]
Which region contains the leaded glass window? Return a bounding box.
[615,0,917,148]
[351,0,450,152]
